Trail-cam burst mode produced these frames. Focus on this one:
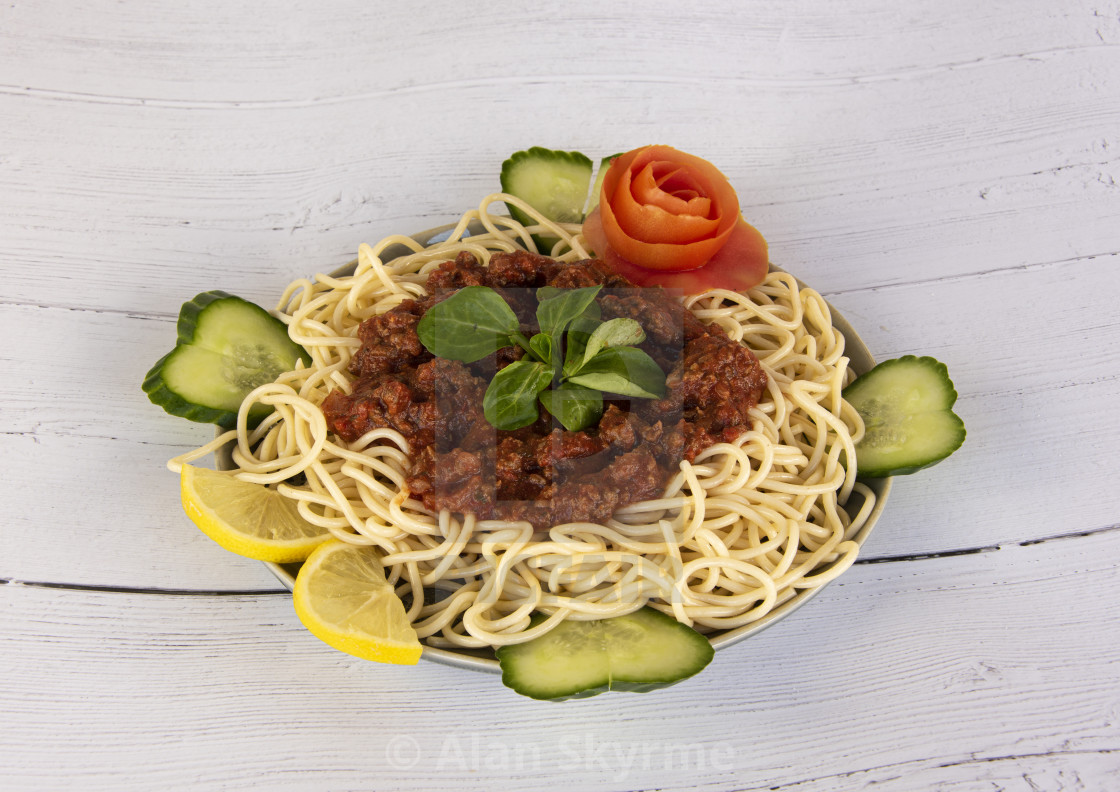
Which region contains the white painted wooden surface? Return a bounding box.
[2,1,1118,789]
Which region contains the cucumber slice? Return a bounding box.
[843,355,966,478]
[583,153,621,216]
[495,607,714,701]
[500,147,593,233]
[143,291,309,428]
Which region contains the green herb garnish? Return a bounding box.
[482,360,554,430]
[416,285,667,431]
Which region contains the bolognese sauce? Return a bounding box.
[321,250,767,529]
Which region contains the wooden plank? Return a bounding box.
[2,1,1112,104]
[828,253,1120,558]
[0,428,286,590]
[0,305,192,443]
[3,251,1118,586]
[1,47,1117,313]
[3,527,1118,790]
[772,751,1120,791]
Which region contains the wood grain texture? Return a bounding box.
[4,1,1114,103]
[3,0,1119,788]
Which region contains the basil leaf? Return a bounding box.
[536,285,602,339]
[539,384,603,432]
[417,286,520,363]
[578,317,646,371]
[567,347,667,399]
[482,360,552,430]
[528,333,553,366]
[562,316,603,377]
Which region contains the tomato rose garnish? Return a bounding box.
[598,145,739,271]
[583,145,769,294]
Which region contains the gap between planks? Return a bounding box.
[4,522,1116,597]
[3,249,1116,323]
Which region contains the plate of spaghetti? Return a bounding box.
[173,188,890,676]
[151,146,903,696]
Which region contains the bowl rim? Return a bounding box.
[226,219,892,674]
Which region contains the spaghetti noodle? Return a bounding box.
[170,193,877,651]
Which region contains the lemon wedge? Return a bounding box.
[293,540,422,665]
[179,464,331,562]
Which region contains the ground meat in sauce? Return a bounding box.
[320,249,767,529]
